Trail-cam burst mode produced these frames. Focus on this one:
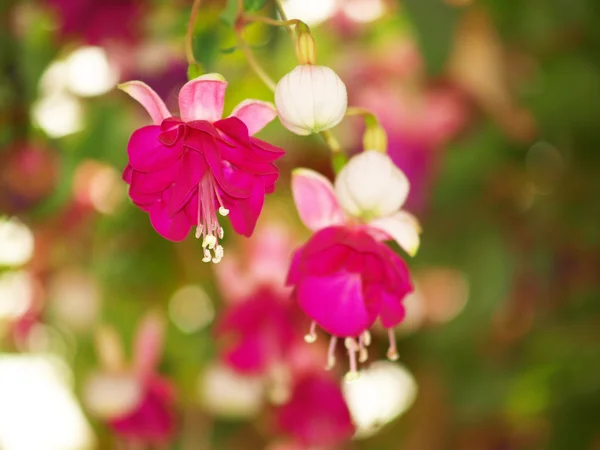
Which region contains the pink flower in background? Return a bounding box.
[46,0,142,45]
[214,223,297,303]
[214,289,299,375]
[119,74,284,260]
[84,313,176,444]
[288,151,419,377]
[276,373,355,448]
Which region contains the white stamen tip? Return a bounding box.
[202,249,211,263]
[344,371,360,382]
[218,227,224,239]
[359,347,369,363]
[304,333,317,343]
[202,234,217,249]
[195,227,202,239]
[218,207,229,216]
[362,330,372,347]
[387,348,399,361]
[344,337,359,351]
[325,355,336,371]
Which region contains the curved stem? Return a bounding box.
[243,13,302,27]
[185,0,203,65]
[235,29,277,91]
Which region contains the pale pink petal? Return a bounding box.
[291,169,345,232]
[230,100,277,135]
[368,211,421,257]
[133,312,165,377]
[178,73,227,122]
[118,81,171,125]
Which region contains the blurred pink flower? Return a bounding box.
[46,0,142,45]
[214,223,297,303]
[214,289,299,375]
[276,373,355,448]
[119,74,284,254]
[85,314,176,444]
[288,153,417,376]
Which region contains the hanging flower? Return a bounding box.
[276,372,355,448]
[119,74,284,262]
[287,150,421,378]
[275,65,347,136]
[83,313,176,444]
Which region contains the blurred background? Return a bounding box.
[1,0,600,448]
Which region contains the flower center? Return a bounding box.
[195,173,229,264]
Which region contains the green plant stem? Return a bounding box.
[185,0,203,65]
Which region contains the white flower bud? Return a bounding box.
[275,65,347,136]
[334,150,409,219]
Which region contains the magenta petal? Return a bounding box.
[170,150,207,214]
[378,289,406,328]
[149,197,191,241]
[225,181,264,237]
[128,126,182,172]
[296,271,373,337]
[129,164,177,195]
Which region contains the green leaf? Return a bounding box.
[400,0,461,75]
[244,0,267,12]
[187,63,204,80]
[220,0,239,26]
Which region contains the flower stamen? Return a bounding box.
[304,321,317,343]
[195,176,227,264]
[344,338,360,382]
[387,328,399,361]
[325,336,337,370]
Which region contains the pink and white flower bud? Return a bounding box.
[275,65,347,136]
[334,150,409,219]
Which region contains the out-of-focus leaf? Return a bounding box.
[400,0,461,74]
[220,0,239,26]
[187,63,204,80]
[244,0,267,12]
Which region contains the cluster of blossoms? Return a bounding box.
[118,6,421,383]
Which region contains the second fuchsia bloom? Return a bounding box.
[119,74,284,262]
[288,151,421,377]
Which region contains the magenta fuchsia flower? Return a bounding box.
[119,74,284,262]
[276,372,355,448]
[214,288,299,375]
[288,150,421,377]
[83,314,176,444]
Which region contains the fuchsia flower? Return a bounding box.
[214,288,299,375]
[276,373,355,448]
[119,74,284,262]
[288,150,421,377]
[83,313,176,444]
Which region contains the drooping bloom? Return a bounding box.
[275,65,347,136]
[119,74,284,262]
[276,372,355,448]
[288,150,421,377]
[83,313,176,444]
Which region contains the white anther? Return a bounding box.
[218,206,230,216]
[218,227,224,239]
[195,226,202,239]
[344,371,360,382]
[202,234,217,249]
[202,249,211,263]
[344,337,359,351]
[362,330,372,346]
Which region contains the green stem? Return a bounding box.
[234,28,277,91]
[185,0,203,65]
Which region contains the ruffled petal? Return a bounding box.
[368,210,421,256]
[149,194,191,242]
[118,81,170,125]
[128,126,182,172]
[178,74,227,122]
[225,180,265,237]
[295,271,374,337]
[230,99,277,135]
[170,150,207,214]
[291,169,345,232]
[377,289,407,328]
